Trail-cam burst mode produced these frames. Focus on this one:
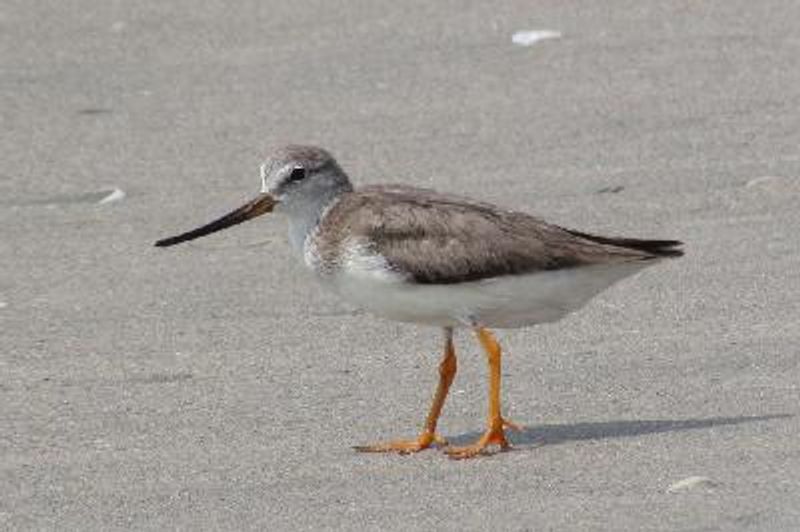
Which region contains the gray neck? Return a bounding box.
[280,174,352,254]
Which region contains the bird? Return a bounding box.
[155,144,683,459]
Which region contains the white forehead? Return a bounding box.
[260,163,269,192]
[259,160,302,193]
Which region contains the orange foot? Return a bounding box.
[445,418,522,460]
[354,431,447,455]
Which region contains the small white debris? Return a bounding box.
[512,30,562,47]
[0,301,7,309]
[746,175,797,190]
[110,21,126,33]
[747,176,779,188]
[667,476,718,493]
[98,187,126,204]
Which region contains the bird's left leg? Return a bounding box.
[355,327,457,454]
[445,327,520,459]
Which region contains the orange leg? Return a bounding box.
[355,328,457,454]
[445,327,520,460]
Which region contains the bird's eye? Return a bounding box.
[288,166,306,183]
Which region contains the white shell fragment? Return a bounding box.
[98,187,126,204]
[667,476,718,493]
[512,30,562,47]
[745,175,797,193]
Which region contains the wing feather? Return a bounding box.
[316,186,677,285]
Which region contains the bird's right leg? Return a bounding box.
[355,327,457,454]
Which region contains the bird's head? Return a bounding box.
[259,145,352,213]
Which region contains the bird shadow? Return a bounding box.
[447,413,792,449]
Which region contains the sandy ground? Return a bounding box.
[2,1,800,530]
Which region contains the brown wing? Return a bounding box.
[317,186,681,285]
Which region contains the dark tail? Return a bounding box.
[567,230,684,258]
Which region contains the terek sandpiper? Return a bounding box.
[156,145,683,459]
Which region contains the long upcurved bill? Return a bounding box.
[154,193,277,247]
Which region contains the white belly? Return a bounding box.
[323,261,654,329]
